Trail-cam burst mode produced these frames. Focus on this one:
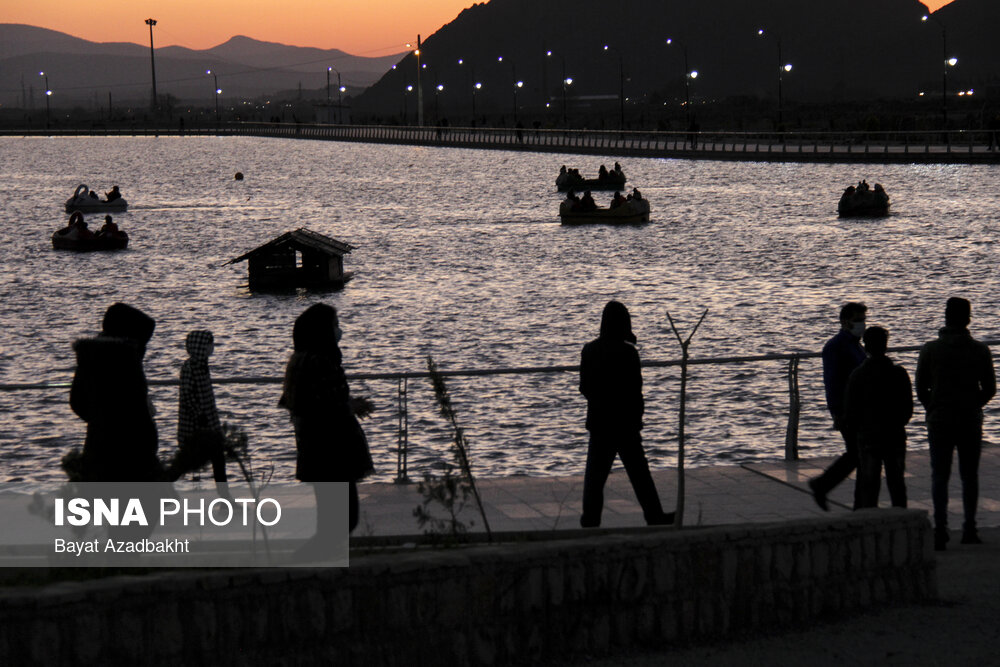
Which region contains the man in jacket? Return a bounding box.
[845,326,913,509]
[916,297,996,550]
[809,302,868,510]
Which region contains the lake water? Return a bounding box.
[2,135,999,484]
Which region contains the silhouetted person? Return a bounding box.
[809,302,868,510]
[170,330,228,485]
[98,215,119,236]
[610,191,626,209]
[105,185,121,202]
[280,304,374,553]
[846,326,912,509]
[598,164,609,180]
[579,301,674,527]
[70,303,162,481]
[580,190,597,211]
[916,297,996,550]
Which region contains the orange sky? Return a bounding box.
[8,0,955,55]
[6,1,477,56]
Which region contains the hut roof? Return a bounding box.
[225,228,355,265]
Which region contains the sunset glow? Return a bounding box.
[6,0,477,55]
[7,1,957,55]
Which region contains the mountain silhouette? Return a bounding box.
[353,0,997,126]
[0,24,404,108]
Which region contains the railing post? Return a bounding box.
[395,376,410,483]
[784,355,800,461]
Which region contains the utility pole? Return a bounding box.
[415,35,424,127]
[145,18,158,111]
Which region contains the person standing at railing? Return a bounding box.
[168,330,228,487]
[579,300,674,528]
[69,303,163,481]
[845,326,912,509]
[279,303,374,556]
[915,297,996,550]
[809,302,868,511]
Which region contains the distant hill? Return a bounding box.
[0,24,405,108]
[354,0,998,126]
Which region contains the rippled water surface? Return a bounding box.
[2,135,999,483]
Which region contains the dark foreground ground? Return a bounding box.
[558,527,1000,667]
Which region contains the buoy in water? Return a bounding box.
[234,172,244,181]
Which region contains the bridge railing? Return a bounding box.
[4,124,998,162]
[5,341,999,483]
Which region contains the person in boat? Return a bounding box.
[581,190,598,211]
[631,188,643,201]
[105,185,122,202]
[614,161,623,175]
[88,189,99,200]
[598,165,609,181]
[610,191,626,209]
[559,165,567,177]
[565,190,582,212]
[99,215,120,236]
[70,211,95,239]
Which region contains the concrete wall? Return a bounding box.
[0,510,935,666]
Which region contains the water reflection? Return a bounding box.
[1,136,998,482]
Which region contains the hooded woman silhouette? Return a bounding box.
[579,301,673,527]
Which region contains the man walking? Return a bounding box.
[845,326,913,509]
[809,302,868,510]
[916,297,996,550]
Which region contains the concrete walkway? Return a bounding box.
[355,446,1000,540]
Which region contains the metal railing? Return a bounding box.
[6,340,999,483]
[4,123,999,164]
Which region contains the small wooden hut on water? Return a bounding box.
[226,228,356,291]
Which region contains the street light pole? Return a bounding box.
[499,56,522,123]
[546,51,569,125]
[603,45,625,130]
[328,66,344,123]
[338,75,345,124]
[666,38,695,126]
[145,18,158,111]
[415,36,423,127]
[922,14,953,131]
[39,71,50,129]
[206,70,220,123]
[758,29,792,130]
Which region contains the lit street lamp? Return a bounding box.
[458,58,479,124]
[435,84,444,122]
[757,29,793,130]
[328,65,344,123]
[666,38,699,126]
[407,38,424,126]
[39,71,51,128]
[206,70,221,122]
[403,84,413,124]
[145,18,158,111]
[498,56,523,123]
[922,14,958,130]
[473,82,482,125]
[603,45,625,130]
[547,51,572,126]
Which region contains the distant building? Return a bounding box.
[226,228,355,291]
